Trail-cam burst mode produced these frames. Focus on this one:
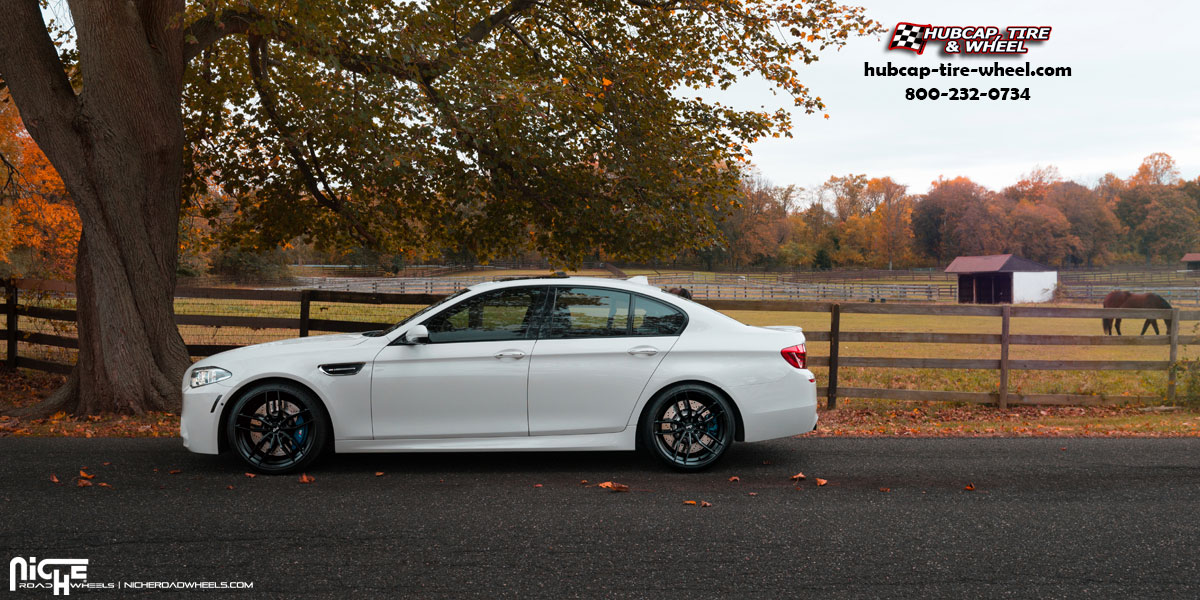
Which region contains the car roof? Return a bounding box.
[468,276,664,295]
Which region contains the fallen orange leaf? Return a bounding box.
[816,478,828,486]
[533,484,543,488]
[168,469,181,475]
[597,481,630,492]
[700,501,712,508]
[79,470,95,480]
[728,476,740,482]
[102,462,112,466]
[748,492,758,496]
[77,479,92,487]
[374,472,385,477]
[226,485,234,490]
[683,500,697,505]
[299,473,315,484]
[790,472,806,481]
[964,483,975,491]
[244,472,257,478]
[50,474,60,484]
[98,482,112,488]
[580,480,588,484]
[879,487,891,493]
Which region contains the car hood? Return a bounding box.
[194,332,377,367]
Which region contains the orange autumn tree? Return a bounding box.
[0,99,80,278]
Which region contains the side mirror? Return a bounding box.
[402,324,430,344]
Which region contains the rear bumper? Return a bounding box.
[737,369,819,442]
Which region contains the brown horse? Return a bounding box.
[1102,290,1172,335]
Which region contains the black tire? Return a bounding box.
[640,383,735,471]
[225,381,329,474]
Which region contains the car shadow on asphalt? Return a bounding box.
[195,440,792,478]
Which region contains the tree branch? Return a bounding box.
[0,149,23,199]
[182,10,258,64]
[246,36,379,247]
[414,73,555,215]
[185,0,537,84]
[501,21,545,64]
[0,0,79,153]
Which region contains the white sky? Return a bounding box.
[729,0,1200,194]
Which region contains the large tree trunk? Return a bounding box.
[1,0,192,415]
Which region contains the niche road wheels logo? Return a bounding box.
[10,557,88,596]
[888,22,1051,55]
[9,555,254,594]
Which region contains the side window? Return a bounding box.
[632,296,686,336]
[424,287,546,343]
[544,288,632,338]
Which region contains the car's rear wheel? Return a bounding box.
[226,382,328,474]
[642,383,734,471]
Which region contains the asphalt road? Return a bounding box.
[1,437,1198,598]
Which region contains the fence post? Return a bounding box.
[1168,307,1179,403]
[999,305,1011,409]
[299,290,311,338]
[5,280,17,369]
[827,303,841,410]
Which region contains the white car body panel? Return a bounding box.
[337,428,637,453]
[180,276,817,457]
[370,340,534,439]
[526,336,675,435]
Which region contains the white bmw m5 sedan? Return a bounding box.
[181,276,817,473]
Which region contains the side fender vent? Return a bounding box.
[319,362,365,376]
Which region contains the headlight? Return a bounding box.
[190,367,232,388]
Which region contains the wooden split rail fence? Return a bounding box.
[703,299,1198,408]
[4,279,1197,408]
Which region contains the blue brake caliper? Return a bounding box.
[293,415,307,444]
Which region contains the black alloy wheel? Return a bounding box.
[642,383,734,471]
[226,382,329,474]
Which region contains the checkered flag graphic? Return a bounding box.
[888,23,930,54]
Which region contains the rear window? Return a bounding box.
[632,296,686,336]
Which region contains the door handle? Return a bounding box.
[494,350,526,359]
[627,346,658,356]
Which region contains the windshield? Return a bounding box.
[373,288,471,336]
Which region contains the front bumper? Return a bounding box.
[180,385,230,454]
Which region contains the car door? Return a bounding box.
[526,287,687,435]
[370,286,548,439]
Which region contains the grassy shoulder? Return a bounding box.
[813,400,1200,437]
[2,370,1197,439]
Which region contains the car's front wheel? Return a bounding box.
[226,382,329,474]
[641,383,735,471]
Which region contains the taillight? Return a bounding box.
[781,344,807,369]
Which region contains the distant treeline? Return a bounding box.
[694,152,1198,271]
